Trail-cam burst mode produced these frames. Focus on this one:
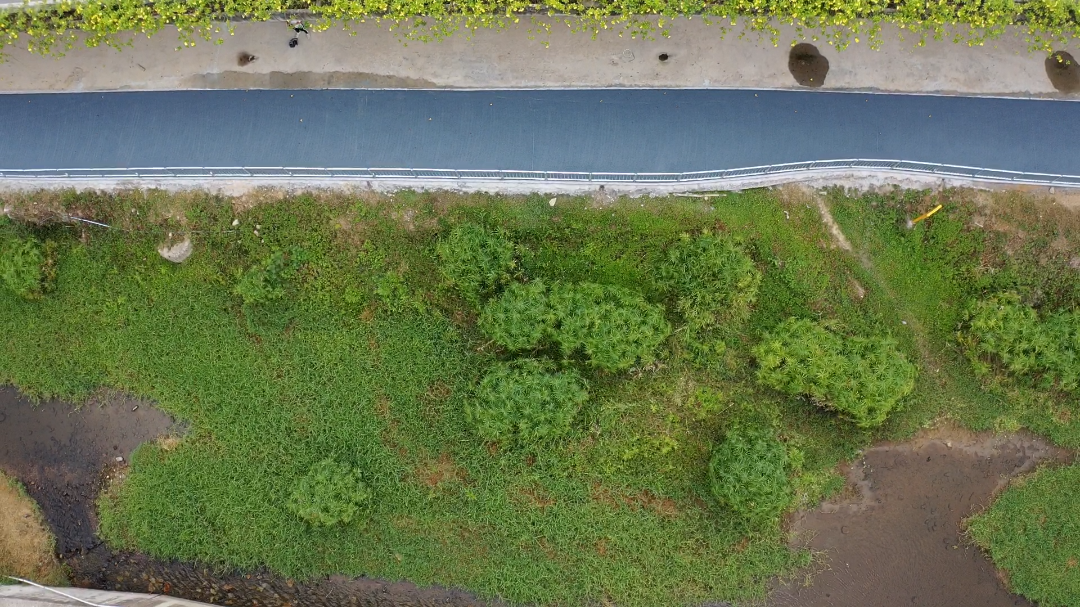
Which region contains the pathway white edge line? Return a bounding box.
[0,168,1074,196]
[3,161,1078,187]
[4,577,122,607]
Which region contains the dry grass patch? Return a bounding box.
[414,453,467,490]
[0,472,65,585]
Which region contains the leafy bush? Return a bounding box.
[287,459,372,527]
[478,281,553,350]
[2,0,1076,62]
[967,464,1080,607]
[753,318,916,428]
[479,281,671,371]
[708,426,792,524]
[234,247,306,306]
[548,282,672,372]
[436,223,516,305]
[962,292,1080,392]
[466,359,588,447]
[0,233,56,300]
[657,232,761,329]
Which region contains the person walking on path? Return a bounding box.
[286,18,309,48]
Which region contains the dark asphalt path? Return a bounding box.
[1,89,1077,174]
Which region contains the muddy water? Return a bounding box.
[0,386,174,557]
[770,426,1068,607]
[0,386,495,607]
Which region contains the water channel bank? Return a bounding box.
[1,386,1068,606]
[0,386,496,607]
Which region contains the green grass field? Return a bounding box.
[1,187,1077,605]
[967,464,1080,607]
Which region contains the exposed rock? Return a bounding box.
[158,236,193,263]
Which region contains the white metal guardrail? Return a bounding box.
[2,160,1079,186]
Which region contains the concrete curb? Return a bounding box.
[0,584,215,607]
[0,169,1070,196]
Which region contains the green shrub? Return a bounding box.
[0,233,56,300]
[967,464,1080,607]
[477,281,554,350]
[467,359,588,447]
[548,282,671,372]
[436,223,516,305]
[2,0,1077,63]
[753,318,916,428]
[708,426,792,524]
[234,247,306,306]
[963,292,1080,392]
[479,281,671,371]
[287,459,372,527]
[657,232,762,329]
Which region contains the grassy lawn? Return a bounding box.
[968,464,1080,607]
[0,187,1077,605]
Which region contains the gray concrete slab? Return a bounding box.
[0,583,214,607]
[0,20,1076,97]
[0,89,1076,177]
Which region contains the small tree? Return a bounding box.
[549,282,671,372]
[709,426,792,524]
[436,223,516,306]
[963,292,1080,392]
[754,318,916,428]
[1,239,57,301]
[234,247,306,306]
[478,280,554,350]
[480,281,671,372]
[466,359,588,447]
[287,459,372,527]
[657,232,762,328]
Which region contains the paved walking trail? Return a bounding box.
[0,20,1076,96]
[0,89,1076,176]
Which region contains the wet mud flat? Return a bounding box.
[0,386,494,607]
[770,425,1070,607]
[0,386,175,558]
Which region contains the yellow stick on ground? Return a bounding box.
[911,204,943,225]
